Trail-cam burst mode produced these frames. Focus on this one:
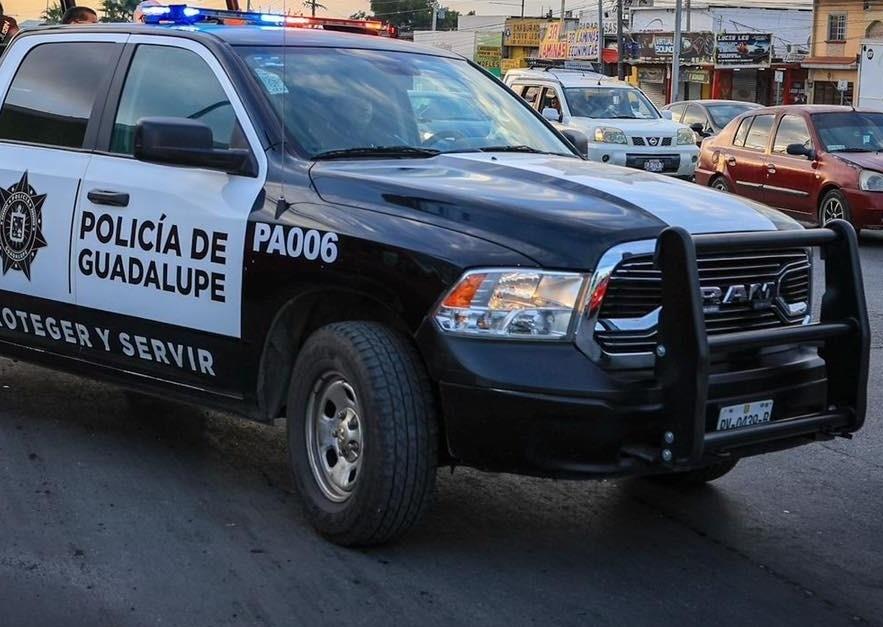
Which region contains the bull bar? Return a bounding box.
[649,219,870,466]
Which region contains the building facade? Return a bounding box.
[803,0,883,105]
[628,2,812,106]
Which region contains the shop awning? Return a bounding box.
[801,56,857,70]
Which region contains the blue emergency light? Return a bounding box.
[141,4,392,37]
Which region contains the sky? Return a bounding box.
[5,0,811,25]
[3,0,561,23]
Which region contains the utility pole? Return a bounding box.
[521,0,525,18]
[431,0,437,31]
[616,0,624,80]
[559,0,565,37]
[685,0,691,31]
[672,0,682,103]
[598,0,604,65]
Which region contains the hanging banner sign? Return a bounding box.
[715,33,772,67]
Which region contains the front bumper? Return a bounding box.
[586,143,699,177]
[842,188,883,230]
[418,223,869,479]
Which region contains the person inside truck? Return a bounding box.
[62,6,99,24]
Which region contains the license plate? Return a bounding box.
[644,159,664,172]
[716,400,773,431]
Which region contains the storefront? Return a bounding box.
[712,33,772,104]
[802,59,857,105]
[625,31,715,105]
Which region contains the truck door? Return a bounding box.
[0,34,125,358]
[72,36,267,394]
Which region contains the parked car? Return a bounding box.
[664,99,762,144]
[696,105,883,233]
[0,15,869,547]
[505,68,699,177]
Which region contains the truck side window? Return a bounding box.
[111,45,240,155]
[539,88,562,115]
[0,42,120,149]
[521,86,541,108]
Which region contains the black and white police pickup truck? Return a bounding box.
[0,9,870,546]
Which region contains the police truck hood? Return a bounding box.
[309,153,799,269]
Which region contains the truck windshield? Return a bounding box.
[236,46,575,158]
[564,87,659,119]
[812,111,883,152]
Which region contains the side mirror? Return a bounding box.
[690,122,708,135]
[560,128,589,157]
[134,117,257,177]
[786,143,816,160]
[660,110,674,120]
[542,107,562,122]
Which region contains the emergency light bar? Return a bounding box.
[142,4,395,36]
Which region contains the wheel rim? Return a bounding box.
[305,372,364,503]
[713,179,728,192]
[821,197,845,224]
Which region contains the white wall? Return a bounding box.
[457,15,508,33]
[413,31,477,58]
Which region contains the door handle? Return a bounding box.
[765,164,777,174]
[87,189,129,207]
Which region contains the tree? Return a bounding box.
[41,5,65,24]
[366,0,458,31]
[100,0,140,23]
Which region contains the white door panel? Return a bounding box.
[0,147,89,303]
[75,157,257,337]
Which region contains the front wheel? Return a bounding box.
[287,322,438,546]
[819,189,853,227]
[710,175,731,193]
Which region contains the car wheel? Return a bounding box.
[818,189,853,227]
[645,459,738,487]
[287,321,437,546]
[710,176,731,193]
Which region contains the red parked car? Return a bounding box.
[695,105,883,233]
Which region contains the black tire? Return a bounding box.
[287,321,437,546]
[818,188,853,227]
[645,459,738,487]
[710,175,731,193]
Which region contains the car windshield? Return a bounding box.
[564,86,659,119]
[707,103,759,128]
[236,46,574,158]
[812,111,883,152]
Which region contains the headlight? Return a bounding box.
[859,170,883,192]
[593,127,627,144]
[677,127,696,145]
[434,269,587,340]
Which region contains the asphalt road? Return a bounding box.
[1,234,881,627]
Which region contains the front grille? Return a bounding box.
[630,137,673,147]
[596,249,811,354]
